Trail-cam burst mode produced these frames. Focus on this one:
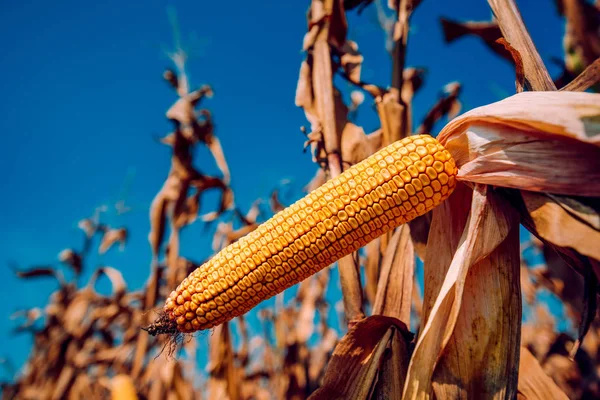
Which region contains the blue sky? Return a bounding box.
[0,0,565,377]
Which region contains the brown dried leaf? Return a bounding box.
[148,184,171,257]
[417,82,461,134]
[173,191,200,228]
[522,305,557,360]
[340,122,380,166]
[99,227,128,254]
[517,347,569,400]
[207,323,240,400]
[304,168,328,193]
[78,218,97,238]
[405,185,519,398]
[205,135,231,185]
[364,237,381,306]
[339,40,363,83]
[440,17,512,63]
[52,365,75,400]
[88,266,127,298]
[201,185,234,223]
[12,265,61,281]
[372,225,414,326]
[542,353,583,399]
[58,249,83,275]
[518,191,600,264]
[309,316,412,400]
[520,262,537,306]
[372,331,410,400]
[497,38,526,92]
[270,190,285,214]
[433,212,521,399]
[376,89,404,145]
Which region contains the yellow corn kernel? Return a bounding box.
[155,135,458,333]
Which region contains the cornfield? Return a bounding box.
[2,0,600,399]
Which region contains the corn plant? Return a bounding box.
[4,0,600,399]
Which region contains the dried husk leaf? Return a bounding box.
[309,316,412,400]
[438,91,600,196]
[517,347,569,400]
[432,212,521,399]
[404,184,519,399]
[421,183,472,323]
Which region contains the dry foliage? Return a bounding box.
[4,1,600,399]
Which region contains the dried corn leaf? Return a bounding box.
[376,89,403,145]
[304,168,327,193]
[521,305,557,360]
[520,262,537,306]
[207,323,240,400]
[497,37,526,92]
[416,82,461,134]
[440,17,512,63]
[517,191,600,262]
[78,218,97,238]
[99,227,128,254]
[309,316,412,400]
[339,40,363,83]
[405,185,518,399]
[205,134,231,185]
[340,122,380,167]
[12,265,63,282]
[517,347,569,400]
[58,249,82,275]
[270,190,285,213]
[438,91,600,196]
[432,210,520,399]
[173,191,200,228]
[200,185,234,223]
[364,237,381,306]
[421,183,472,323]
[372,225,414,326]
[543,353,584,399]
[88,266,127,298]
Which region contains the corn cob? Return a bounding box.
[147,134,457,334]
